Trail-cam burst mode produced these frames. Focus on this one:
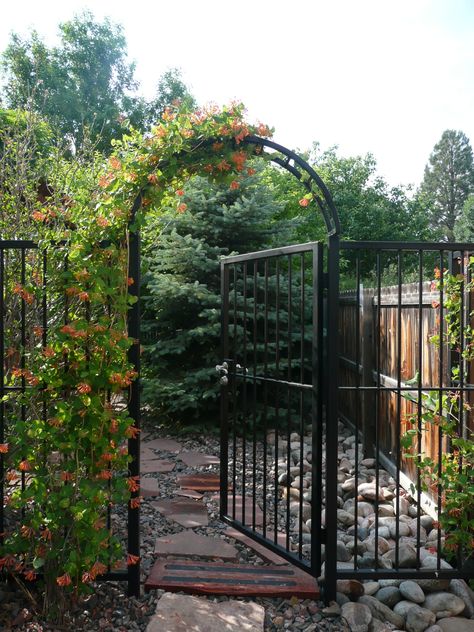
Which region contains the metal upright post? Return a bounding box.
[127,222,141,597]
[324,234,340,602]
[220,261,230,519]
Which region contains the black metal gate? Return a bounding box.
[219,238,474,601]
[219,242,325,579]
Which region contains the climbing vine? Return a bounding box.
[403,260,474,561]
[0,102,274,617]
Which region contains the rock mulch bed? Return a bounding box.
[1,422,473,631]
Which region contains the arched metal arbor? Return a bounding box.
[126,136,342,597]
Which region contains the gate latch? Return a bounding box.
[215,362,228,385]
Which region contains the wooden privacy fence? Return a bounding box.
[338,278,474,514]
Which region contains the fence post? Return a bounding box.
[324,235,340,603]
[361,287,375,458]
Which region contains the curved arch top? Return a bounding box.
[130,134,340,238]
[242,135,340,237]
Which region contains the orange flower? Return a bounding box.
[48,417,62,428]
[216,159,231,172]
[81,571,93,583]
[21,525,34,538]
[98,173,113,188]
[257,123,271,137]
[127,277,134,286]
[0,443,9,454]
[109,157,121,170]
[204,164,213,173]
[66,286,80,297]
[127,477,140,492]
[13,283,34,304]
[56,572,72,586]
[33,326,44,337]
[19,460,31,472]
[212,142,224,151]
[147,173,159,184]
[91,561,107,578]
[125,425,140,439]
[60,471,74,482]
[177,203,187,213]
[247,167,256,176]
[176,189,185,196]
[432,300,440,309]
[74,268,90,282]
[78,291,90,302]
[434,266,441,279]
[6,471,18,482]
[32,210,47,222]
[109,419,119,434]
[77,382,92,394]
[24,569,37,581]
[230,180,239,190]
[42,347,55,358]
[299,198,310,207]
[127,553,140,566]
[41,528,52,541]
[130,496,141,509]
[230,151,247,171]
[96,217,110,228]
[97,469,112,480]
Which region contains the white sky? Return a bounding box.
[1,0,473,188]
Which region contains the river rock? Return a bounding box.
[341,602,372,632]
[449,579,474,618]
[337,509,355,526]
[365,535,390,555]
[394,600,419,617]
[437,618,474,632]
[399,580,425,604]
[369,620,392,632]
[358,595,405,628]
[374,586,401,608]
[336,540,352,562]
[423,593,465,619]
[406,606,436,632]
[363,581,380,596]
[424,626,442,632]
[382,543,417,568]
[416,579,450,593]
[337,579,365,598]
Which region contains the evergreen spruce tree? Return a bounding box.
[141,169,292,427]
[454,194,474,242]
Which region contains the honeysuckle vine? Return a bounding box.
[0,102,277,617]
[402,258,474,562]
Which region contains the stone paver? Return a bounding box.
[141,448,158,461]
[178,451,220,467]
[151,498,209,527]
[154,530,238,560]
[142,438,182,452]
[212,494,264,526]
[146,592,264,632]
[175,489,204,500]
[140,477,160,497]
[177,472,224,491]
[141,459,175,474]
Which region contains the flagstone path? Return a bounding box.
[139,437,320,632]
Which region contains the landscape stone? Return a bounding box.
[358,595,405,628]
[437,618,474,632]
[382,543,417,568]
[424,627,442,632]
[449,579,474,618]
[406,606,436,632]
[336,579,365,598]
[178,451,220,467]
[393,600,419,618]
[151,498,209,528]
[224,528,289,565]
[374,586,401,608]
[341,602,372,632]
[423,593,465,619]
[140,477,160,497]
[147,592,264,631]
[363,581,380,596]
[141,459,175,474]
[154,531,238,560]
[399,580,425,604]
[142,438,182,452]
